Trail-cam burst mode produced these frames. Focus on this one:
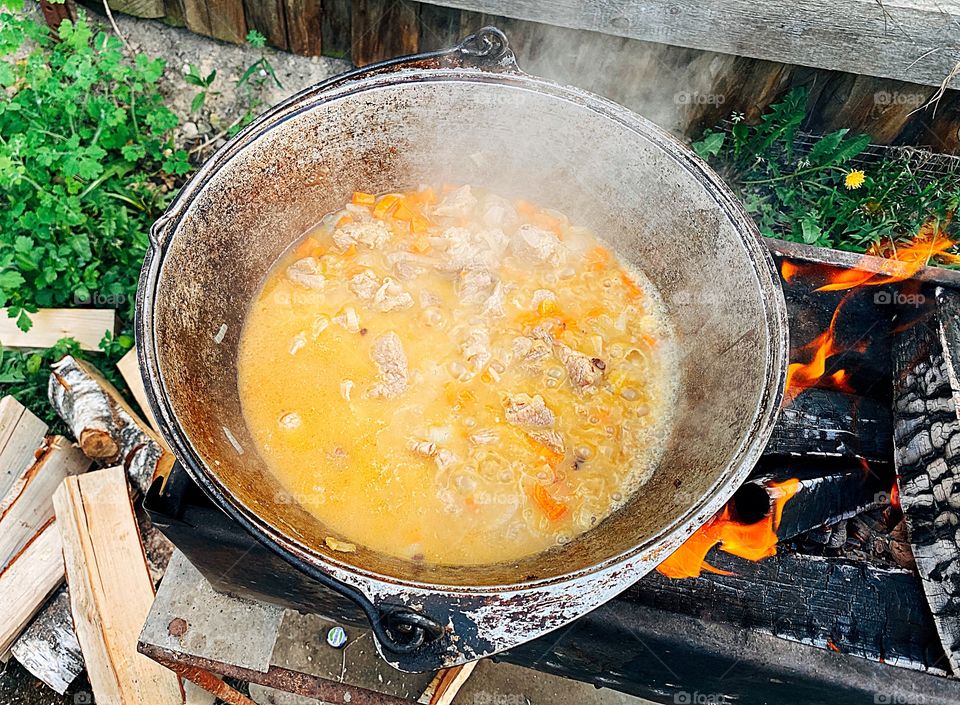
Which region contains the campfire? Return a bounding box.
[658,222,958,586]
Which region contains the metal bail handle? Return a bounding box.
[453,26,517,72]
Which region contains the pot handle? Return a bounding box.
[359,26,519,75]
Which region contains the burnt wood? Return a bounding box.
[893,286,960,675]
[631,551,946,673]
[764,388,892,461]
[739,458,894,540]
[501,598,960,705]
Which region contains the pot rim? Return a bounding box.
[136,64,788,596]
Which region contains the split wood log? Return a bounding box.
[10,586,84,695]
[49,355,172,495]
[0,436,91,571]
[0,308,115,352]
[54,467,183,705]
[417,661,478,705]
[892,286,960,675]
[0,396,48,502]
[0,520,64,654]
[116,347,162,434]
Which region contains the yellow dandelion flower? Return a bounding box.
[844,170,866,190]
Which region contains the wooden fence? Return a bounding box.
[95,0,960,153]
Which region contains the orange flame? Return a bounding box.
[890,480,900,511]
[782,216,956,400]
[657,478,801,579]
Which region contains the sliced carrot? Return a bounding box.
[410,234,431,254]
[514,199,537,220]
[441,183,457,193]
[373,193,403,219]
[294,237,321,259]
[408,186,437,205]
[410,213,432,235]
[531,483,568,521]
[537,298,559,317]
[311,245,327,259]
[642,334,659,348]
[620,271,644,299]
[585,246,611,272]
[342,244,358,258]
[524,434,563,468]
[352,191,376,206]
[336,213,354,228]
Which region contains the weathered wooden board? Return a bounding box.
[106,0,165,18]
[181,0,247,43]
[0,308,114,352]
[242,0,288,49]
[54,468,183,705]
[282,0,321,55]
[10,586,84,695]
[892,286,960,674]
[0,396,48,502]
[320,0,352,58]
[0,436,91,572]
[419,0,960,90]
[351,0,419,66]
[0,521,64,655]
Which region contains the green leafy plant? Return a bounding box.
[693,87,960,254]
[0,10,193,423]
[184,62,218,113]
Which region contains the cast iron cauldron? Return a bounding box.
[136,28,788,671]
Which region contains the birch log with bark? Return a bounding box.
[892,286,960,675]
[49,356,172,494]
[10,586,84,695]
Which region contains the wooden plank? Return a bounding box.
[106,0,165,18]
[419,0,960,90]
[320,0,351,58]
[242,0,288,49]
[10,586,84,695]
[54,468,183,705]
[417,2,462,52]
[181,0,246,43]
[892,286,960,674]
[116,348,162,434]
[0,308,114,352]
[49,355,173,494]
[282,0,321,55]
[417,661,477,705]
[0,396,48,501]
[0,436,91,572]
[351,0,419,66]
[0,521,64,655]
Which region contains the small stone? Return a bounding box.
[167,617,188,637]
[327,626,348,648]
[181,121,199,139]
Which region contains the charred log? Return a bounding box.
[764,388,891,461]
[632,551,946,673]
[892,286,960,675]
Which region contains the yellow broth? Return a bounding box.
[238,185,678,565]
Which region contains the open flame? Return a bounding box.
[659,218,955,580]
[782,217,956,401]
[657,479,800,579]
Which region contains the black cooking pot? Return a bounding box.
[136,28,788,671]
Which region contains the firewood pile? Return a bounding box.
[0,352,226,704]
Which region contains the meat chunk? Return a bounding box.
[348,269,380,301]
[367,331,408,399]
[461,328,491,371]
[469,429,499,446]
[457,268,497,305]
[503,393,555,428]
[432,185,477,218]
[528,430,565,455]
[438,226,510,271]
[373,278,414,312]
[332,220,390,251]
[286,257,325,290]
[510,224,565,266]
[407,439,437,457]
[555,343,603,389]
[479,193,519,231]
[481,282,505,317]
[511,335,551,371]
